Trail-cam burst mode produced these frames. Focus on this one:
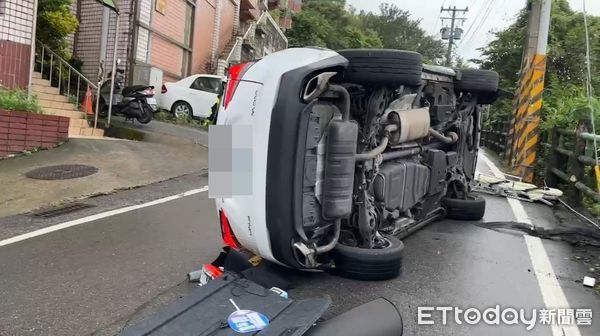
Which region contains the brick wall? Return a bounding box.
[193,0,217,74]
[150,0,189,78]
[75,0,131,82]
[192,0,238,74]
[0,0,35,89]
[150,37,183,79]
[0,110,69,157]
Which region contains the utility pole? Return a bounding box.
[440,6,468,66]
[505,0,551,182]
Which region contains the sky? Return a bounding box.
[346,0,600,61]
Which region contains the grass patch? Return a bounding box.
[0,89,42,113]
[154,110,208,128]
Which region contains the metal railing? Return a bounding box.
[226,22,256,64]
[481,115,510,156]
[546,125,600,204]
[35,40,97,112]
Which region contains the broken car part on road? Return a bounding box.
[121,272,403,336]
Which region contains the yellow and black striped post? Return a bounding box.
[505,0,551,183]
[506,55,547,182]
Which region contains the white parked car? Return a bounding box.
[159,74,224,119]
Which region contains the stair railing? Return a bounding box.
[218,22,257,76]
[35,40,97,113]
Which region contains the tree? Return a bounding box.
[36,0,79,57]
[359,3,446,63]
[287,0,382,49]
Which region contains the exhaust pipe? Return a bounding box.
[306,298,403,336]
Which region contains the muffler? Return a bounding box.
[306,298,403,336]
[321,119,358,219]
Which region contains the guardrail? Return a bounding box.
[481,113,600,204]
[545,124,600,205]
[481,115,510,157]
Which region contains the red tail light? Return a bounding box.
[161,84,167,94]
[223,62,254,109]
[219,210,241,249]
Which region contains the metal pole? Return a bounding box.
[94,7,110,129]
[107,14,120,128]
[27,0,39,98]
[445,7,456,67]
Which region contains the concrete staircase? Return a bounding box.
[31,72,104,138]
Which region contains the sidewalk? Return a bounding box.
[108,117,209,146]
[0,138,207,217]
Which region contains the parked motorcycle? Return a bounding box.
[98,68,157,124]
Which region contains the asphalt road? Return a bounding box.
[0,159,599,335]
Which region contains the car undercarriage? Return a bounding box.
[285,50,500,279]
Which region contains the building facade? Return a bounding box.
[73,0,194,84]
[0,0,299,90]
[0,0,35,89]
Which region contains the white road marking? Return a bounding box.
[0,186,209,248]
[479,152,582,336]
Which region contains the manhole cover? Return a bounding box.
[25,164,99,180]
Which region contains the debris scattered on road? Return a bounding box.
[472,172,562,206]
[583,276,596,288]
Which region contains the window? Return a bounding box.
[191,77,223,95]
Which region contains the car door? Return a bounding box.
[187,76,222,118]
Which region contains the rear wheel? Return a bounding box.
[338,49,423,87]
[172,101,193,119]
[455,69,499,104]
[333,236,404,281]
[136,103,153,124]
[443,195,486,220]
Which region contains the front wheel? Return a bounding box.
[172,101,193,119]
[443,195,486,220]
[333,236,404,281]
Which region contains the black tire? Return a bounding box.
[338,49,423,86]
[334,236,404,281]
[136,104,153,124]
[455,69,499,93]
[171,101,193,119]
[443,195,486,220]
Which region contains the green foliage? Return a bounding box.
[154,110,203,128]
[37,0,79,57]
[359,3,445,63]
[286,1,445,61]
[541,81,600,130]
[478,0,600,130]
[287,0,382,49]
[0,89,42,113]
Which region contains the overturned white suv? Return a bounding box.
[214,48,500,280]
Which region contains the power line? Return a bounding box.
[459,0,496,51]
[459,0,491,47]
[432,0,448,33]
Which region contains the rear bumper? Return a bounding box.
[264,56,348,268]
